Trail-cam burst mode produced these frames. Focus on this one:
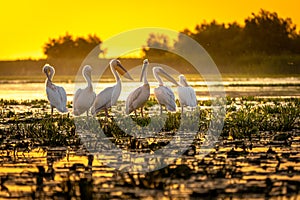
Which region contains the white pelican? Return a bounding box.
[126,59,150,117]
[43,64,68,116]
[73,65,96,116]
[91,59,133,117]
[153,67,179,114]
[177,74,197,112]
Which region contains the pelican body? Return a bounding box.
[126,59,150,117]
[73,65,96,116]
[153,67,179,114]
[43,64,68,115]
[91,59,133,117]
[177,74,197,112]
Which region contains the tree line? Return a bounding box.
[43,9,300,60]
[43,33,104,59]
[41,9,300,74]
[188,10,298,54]
[142,9,300,71]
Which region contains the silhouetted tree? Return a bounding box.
[43,33,104,59]
[243,9,298,54]
[142,33,173,58]
[183,21,243,57]
[291,34,300,54]
[145,9,300,61]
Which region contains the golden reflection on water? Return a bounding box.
[1,133,300,199]
[0,76,300,101]
[0,147,117,196]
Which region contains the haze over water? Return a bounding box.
[1,76,299,101]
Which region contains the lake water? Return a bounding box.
[0,76,299,101]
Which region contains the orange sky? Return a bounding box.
[0,0,299,60]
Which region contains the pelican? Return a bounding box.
[177,74,197,112]
[73,65,96,116]
[153,67,179,114]
[43,64,68,116]
[126,59,150,117]
[91,59,133,118]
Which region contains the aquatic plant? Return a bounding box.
[260,100,299,131]
[0,97,299,151]
[222,98,299,139]
[1,115,79,148]
[223,104,259,139]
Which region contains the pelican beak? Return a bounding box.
[116,63,134,80]
[159,69,179,86]
[45,68,51,80]
[179,75,189,87]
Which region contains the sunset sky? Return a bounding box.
[0,0,300,60]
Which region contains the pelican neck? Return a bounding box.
[111,65,121,82]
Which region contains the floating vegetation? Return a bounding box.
[0,97,299,199]
[223,98,299,139]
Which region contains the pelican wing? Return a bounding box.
[73,87,96,116]
[73,88,82,107]
[46,84,68,113]
[57,86,68,110]
[126,84,150,114]
[73,88,83,115]
[92,86,114,115]
[154,86,176,111]
[58,86,68,112]
[178,86,197,107]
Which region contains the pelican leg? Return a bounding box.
[86,110,89,117]
[160,105,163,115]
[134,110,137,118]
[104,108,109,120]
[51,106,54,117]
[181,106,184,114]
[141,107,144,118]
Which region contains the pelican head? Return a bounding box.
[179,74,189,87]
[110,59,133,80]
[83,65,92,78]
[140,59,149,82]
[153,67,179,86]
[143,59,149,65]
[42,64,55,81]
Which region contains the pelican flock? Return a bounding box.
[126,59,150,117]
[177,74,197,112]
[43,64,68,116]
[153,67,180,114]
[91,59,133,117]
[73,65,96,116]
[42,59,198,118]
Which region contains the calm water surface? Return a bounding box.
[0,76,299,101]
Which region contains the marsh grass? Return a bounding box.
[1,113,80,152]
[0,97,299,148]
[223,97,299,139]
